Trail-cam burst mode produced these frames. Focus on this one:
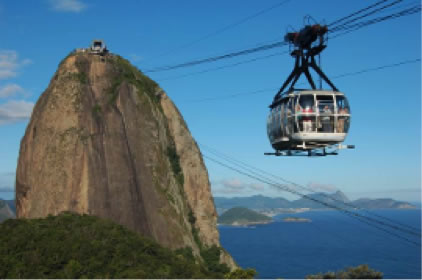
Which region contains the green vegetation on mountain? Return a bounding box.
[306,264,383,279]
[218,207,272,225]
[0,212,247,279]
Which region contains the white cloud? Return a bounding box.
[307,182,338,193]
[49,0,87,12]
[0,84,26,98]
[214,178,267,195]
[0,100,34,125]
[221,178,244,190]
[249,182,265,191]
[0,50,31,80]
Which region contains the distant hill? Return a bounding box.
[5,200,15,213]
[218,207,272,226]
[0,200,15,222]
[290,191,351,209]
[214,191,415,210]
[352,198,415,209]
[0,212,232,279]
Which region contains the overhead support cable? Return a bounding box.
[329,0,404,31]
[200,143,422,235]
[158,51,288,82]
[179,58,420,102]
[329,5,421,40]
[144,41,288,73]
[202,153,422,247]
[327,0,391,27]
[143,1,420,74]
[150,0,291,60]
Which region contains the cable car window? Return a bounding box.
[316,95,334,113]
[294,95,299,110]
[336,116,350,133]
[336,95,350,114]
[298,95,315,110]
[297,95,316,132]
[316,95,334,133]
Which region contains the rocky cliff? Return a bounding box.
[16,52,235,267]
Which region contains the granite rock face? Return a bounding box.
[16,53,235,267]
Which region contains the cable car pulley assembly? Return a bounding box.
[266,22,354,157]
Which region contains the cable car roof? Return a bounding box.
[271,89,345,108]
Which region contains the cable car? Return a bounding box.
[265,23,354,156]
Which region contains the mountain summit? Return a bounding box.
[15,50,234,267]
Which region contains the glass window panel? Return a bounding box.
[336,95,351,114]
[298,94,315,110]
[336,116,350,133]
[299,116,316,132]
[318,116,335,133]
[316,95,334,114]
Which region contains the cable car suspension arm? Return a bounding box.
[275,24,339,99]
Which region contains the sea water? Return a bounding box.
[218,209,421,279]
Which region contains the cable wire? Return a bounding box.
[158,51,288,82]
[201,143,422,235]
[329,0,404,32]
[327,0,391,27]
[150,0,291,60]
[202,153,421,247]
[178,57,420,102]
[144,40,288,73]
[144,1,419,74]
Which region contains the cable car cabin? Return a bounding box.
[267,90,351,154]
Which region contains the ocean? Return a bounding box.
[218,209,421,279]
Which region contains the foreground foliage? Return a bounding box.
[225,268,257,279]
[306,264,383,279]
[0,212,248,279]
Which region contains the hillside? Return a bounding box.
[0,212,232,278]
[352,198,415,209]
[218,207,272,226]
[15,50,234,268]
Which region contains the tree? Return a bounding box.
[225,268,257,279]
[306,264,383,279]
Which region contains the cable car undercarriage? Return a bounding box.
[266,22,354,157]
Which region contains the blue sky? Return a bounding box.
[0,0,420,202]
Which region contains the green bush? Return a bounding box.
[0,212,214,279]
[167,145,184,186]
[225,268,257,279]
[200,245,230,277]
[107,55,160,105]
[306,264,383,279]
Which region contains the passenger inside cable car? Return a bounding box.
[336,95,350,133]
[289,92,350,135]
[296,94,316,133]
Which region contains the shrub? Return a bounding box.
[0,212,212,279]
[306,264,383,279]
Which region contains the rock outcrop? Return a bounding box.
[16,52,235,267]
